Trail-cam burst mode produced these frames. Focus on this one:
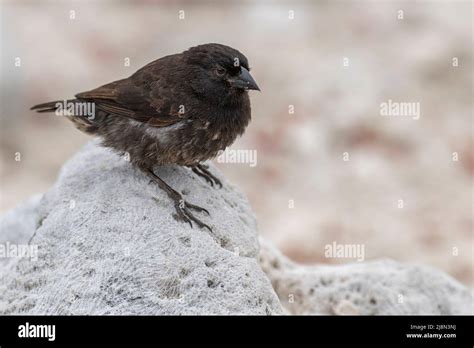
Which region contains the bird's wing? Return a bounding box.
[75,58,186,128]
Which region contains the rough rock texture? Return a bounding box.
[2,141,473,316]
[0,194,42,267]
[260,239,474,315]
[0,141,282,315]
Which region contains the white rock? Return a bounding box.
[260,238,474,315]
[4,140,472,316]
[0,141,282,315]
[0,194,42,267]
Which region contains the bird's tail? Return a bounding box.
[31,99,99,134]
[30,100,64,113]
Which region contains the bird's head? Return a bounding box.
[183,43,260,103]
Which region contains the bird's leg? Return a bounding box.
[190,163,223,188]
[142,166,212,232]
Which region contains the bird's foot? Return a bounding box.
[143,166,212,232]
[191,164,222,188]
[153,194,211,232]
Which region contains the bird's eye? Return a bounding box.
[215,67,226,77]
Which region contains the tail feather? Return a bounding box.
[31,100,65,113]
[31,99,99,134]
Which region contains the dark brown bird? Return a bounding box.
[31,43,260,231]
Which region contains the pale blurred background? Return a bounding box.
[1,0,472,286]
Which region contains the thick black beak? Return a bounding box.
[229,67,260,91]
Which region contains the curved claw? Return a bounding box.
[175,202,212,232]
[191,165,223,189]
[201,174,214,187]
[169,198,212,232]
[185,202,210,216]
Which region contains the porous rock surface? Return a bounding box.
[2,141,472,316]
[259,238,474,315]
[0,141,282,315]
